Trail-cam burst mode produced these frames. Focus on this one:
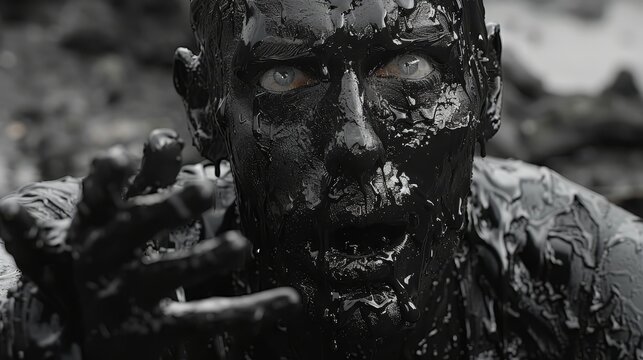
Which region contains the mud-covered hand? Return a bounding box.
[0,130,300,360]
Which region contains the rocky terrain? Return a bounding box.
[486,0,643,216]
[0,0,199,195]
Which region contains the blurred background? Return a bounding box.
[0,0,642,216]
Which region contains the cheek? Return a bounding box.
[227,99,260,184]
[374,83,476,151]
[228,99,326,219]
[366,81,478,218]
[417,84,475,133]
[265,140,326,218]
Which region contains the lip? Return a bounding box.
[321,222,411,287]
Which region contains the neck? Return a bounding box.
[400,236,470,359]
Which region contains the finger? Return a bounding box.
[127,232,250,305]
[126,129,184,198]
[82,181,215,268]
[0,199,40,247]
[0,199,44,281]
[72,146,136,232]
[159,287,301,333]
[0,200,70,253]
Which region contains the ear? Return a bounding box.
[174,47,229,174]
[481,23,503,142]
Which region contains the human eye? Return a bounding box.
[373,54,436,81]
[258,66,318,93]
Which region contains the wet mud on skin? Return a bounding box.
[209,0,493,358]
[466,158,643,360]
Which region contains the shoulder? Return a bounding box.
[469,157,643,358]
[1,176,82,222]
[470,156,629,272]
[0,177,82,298]
[588,206,643,357]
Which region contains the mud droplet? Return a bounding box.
[317,227,329,269]
[252,112,263,137]
[419,107,436,122]
[424,199,435,211]
[390,107,409,121]
[392,278,420,323]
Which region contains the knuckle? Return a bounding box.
[221,231,250,253]
[148,128,184,153]
[0,199,23,220]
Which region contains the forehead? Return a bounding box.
[249,0,456,43]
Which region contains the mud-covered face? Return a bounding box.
[224,0,484,356]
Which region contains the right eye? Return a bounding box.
[259,66,318,93]
[373,54,436,81]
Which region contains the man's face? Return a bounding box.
[220,0,485,355]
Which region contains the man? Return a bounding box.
[1,0,642,359]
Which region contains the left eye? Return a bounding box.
[373,54,435,80]
[259,66,318,93]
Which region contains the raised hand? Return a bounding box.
[0,129,299,360]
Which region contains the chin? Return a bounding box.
[291,276,409,358]
[279,222,428,353]
[330,284,405,335]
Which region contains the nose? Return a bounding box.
[325,70,385,179]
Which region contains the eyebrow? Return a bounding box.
[399,24,454,47]
[248,24,454,63]
[250,36,315,62]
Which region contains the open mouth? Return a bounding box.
[329,222,408,257]
[321,222,411,287]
